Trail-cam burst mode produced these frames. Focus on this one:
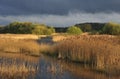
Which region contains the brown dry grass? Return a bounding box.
[0,38,40,56]
[54,35,120,74]
[0,34,57,57]
[0,52,39,63]
[0,34,39,40]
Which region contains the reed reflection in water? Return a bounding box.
[37,56,120,79]
[0,53,120,79]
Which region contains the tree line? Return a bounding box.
[0,22,55,35]
[0,22,120,35]
[73,22,120,35]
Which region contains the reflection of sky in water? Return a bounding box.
[35,56,78,79]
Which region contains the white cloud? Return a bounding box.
[0,12,120,27]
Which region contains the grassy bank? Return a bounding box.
[45,35,120,75]
[0,38,41,56]
[0,34,59,56]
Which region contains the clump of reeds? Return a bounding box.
[0,58,38,79]
[0,52,39,65]
[0,63,35,74]
[54,35,120,74]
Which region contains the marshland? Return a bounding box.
[0,22,120,79]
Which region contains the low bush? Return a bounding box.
[66,26,83,35]
[101,22,120,35]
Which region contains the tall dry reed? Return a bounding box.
[54,35,120,74]
[0,56,39,79]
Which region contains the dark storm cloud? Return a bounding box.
[0,0,120,15]
[1,12,120,27]
[0,0,120,27]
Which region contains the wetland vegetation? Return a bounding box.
[0,22,120,79]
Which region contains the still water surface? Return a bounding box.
[36,56,119,79]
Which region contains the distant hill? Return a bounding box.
[54,27,68,33]
[55,23,105,33]
[75,23,105,32]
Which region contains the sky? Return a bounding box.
[0,0,120,27]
